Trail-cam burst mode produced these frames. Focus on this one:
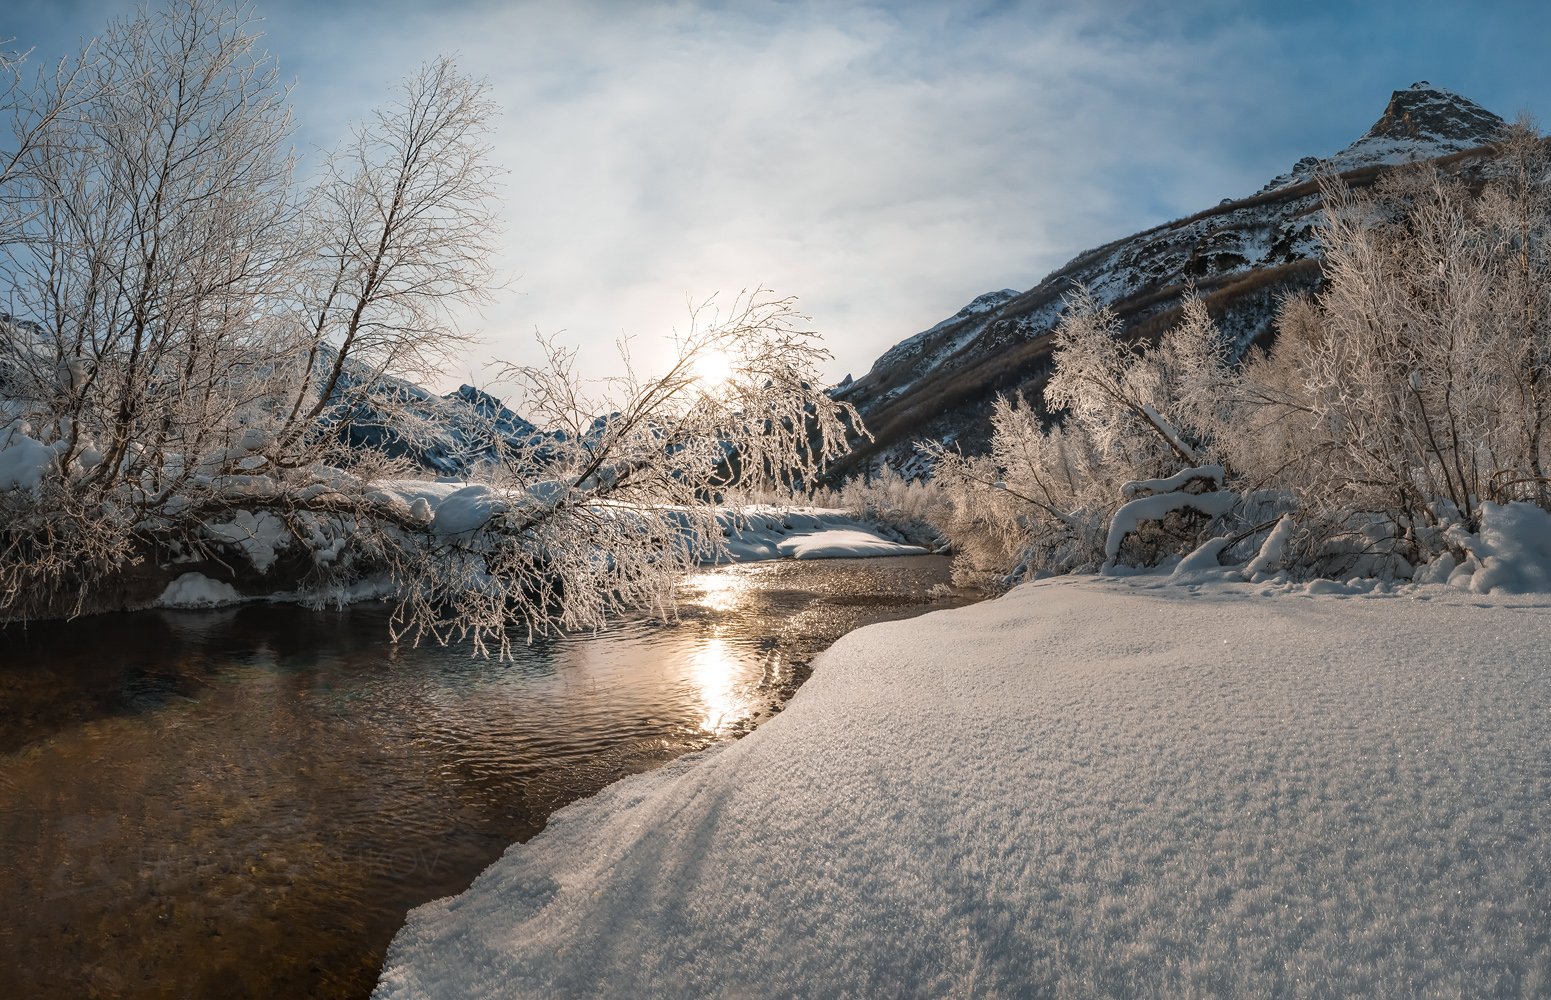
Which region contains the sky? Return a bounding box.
[9,0,1551,392]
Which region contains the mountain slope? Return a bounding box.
[832,84,1510,480]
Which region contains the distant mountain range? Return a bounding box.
[828,83,1512,480]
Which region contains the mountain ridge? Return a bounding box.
[830,83,1513,480]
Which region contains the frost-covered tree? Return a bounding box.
[394,291,859,655]
[0,2,860,643]
[927,287,1237,582]
[1234,132,1551,537]
[1,0,309,614]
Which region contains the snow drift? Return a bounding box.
[375,575,1551,998]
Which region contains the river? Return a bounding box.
[0,555,966,999]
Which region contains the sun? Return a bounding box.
[691,348,736,388]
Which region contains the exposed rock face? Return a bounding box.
[830,85,1512,482]
[1259,82,1505,193]
[1365,82,1506,145]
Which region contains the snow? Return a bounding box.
[431,484,509,536]
[1245,513,1294,578]
[1168,534,1232,580]
[718,506,928,562]
[1103,489,1236,563]
[1121,464,1225,498]
[375,573,1551,999]
[155,572,243,608]
[775,527,928,560]
[1460,501,1551,594]
[204,510,289,574]
[0,421,54,493]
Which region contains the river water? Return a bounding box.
[0,556,965,999]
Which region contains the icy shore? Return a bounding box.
[375,574,1551,999]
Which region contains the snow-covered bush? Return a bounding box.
[1225,124,1551,570]
[927,289,1239,583]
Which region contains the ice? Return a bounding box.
[375,575,1551,999]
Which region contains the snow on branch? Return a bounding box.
[1121,464,1225,498]
[1104,489,1236,566]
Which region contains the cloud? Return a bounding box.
[16,0,1551,397]
[248,0,1299,389]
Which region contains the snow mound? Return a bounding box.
[1462,501,1551,594]
[719,507,929,563]
[431,484,509,536]
[375,577,1551,999]
[156,572,242,608]
[0,422,54,493]
[776,528,927,560]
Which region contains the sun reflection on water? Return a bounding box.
[692,635,743,734]
[685,571,745,613]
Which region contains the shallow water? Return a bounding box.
[0,556,965,999]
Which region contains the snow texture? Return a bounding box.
[155,572,243,608]
[375,575,1551,999]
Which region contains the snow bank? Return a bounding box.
[376,576,1551,999]
[155,572,243,608]
[719,506,928,562]
[776,528,928,560]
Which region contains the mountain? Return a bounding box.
[831,83,1510,480]
[328,367,551,477]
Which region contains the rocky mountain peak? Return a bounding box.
[1359,82,1506,146]
[1261,82,1506,193]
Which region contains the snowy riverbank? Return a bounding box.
[375,572,1551,999]
[155,497,928,608]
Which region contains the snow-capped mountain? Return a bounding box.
[830,84,1511,481]
[327,367,550,477]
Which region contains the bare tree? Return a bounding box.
[273,55,501,464]
[1,0,305,614]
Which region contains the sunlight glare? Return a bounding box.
[693,636,742,734]
[692,348,735,389]
[686,571,744,613]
